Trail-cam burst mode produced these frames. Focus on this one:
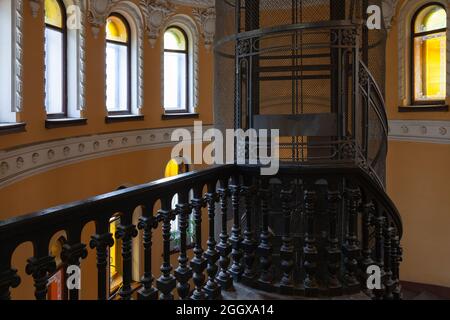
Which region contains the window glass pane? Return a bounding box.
[106,43,129,111]
[45,0,63,28]
[164,28,187,51]
[414,32,447,101]
[414,6,447,33]
[164,52,187,110]
[45,27,64,114]
[106,16,128,43]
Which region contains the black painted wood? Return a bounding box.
[137,204,159,300]
[241,178,257,284]
[156,199,176,300]
[279,180,294,293]
[175,192,193,300]
[203,187,221,300]
[216,180,233,290]
[229,177,243,281]
[326,186,342,295]
[190,187,207,300]
[257,179,273,289]
[303,186,319,297]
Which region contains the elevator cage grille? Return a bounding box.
[214,0,387,184]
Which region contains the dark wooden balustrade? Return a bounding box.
[0,163,402,300]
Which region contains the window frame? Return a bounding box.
[45,0,68,119]
[410,2,447,106]
[106,13,132,116]
[163,26,190,114]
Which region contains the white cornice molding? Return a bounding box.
[13,1,24,113]
[0,125,212,189]
[192,6,215,50]
[389,120,450,144]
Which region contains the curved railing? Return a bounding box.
[358,62,388,186]
[0,163,402,300]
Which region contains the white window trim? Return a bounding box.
[106,2,145,115]
[397,0,450,106]
[161,14,199,114]
[0,0,24,123]
[41,0,86,118]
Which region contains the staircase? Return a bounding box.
[0,0,402,301]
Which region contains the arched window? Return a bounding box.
[45,0,67,118]
[412,4,447,103]
[106,14,131,114]
[164,27,189,113]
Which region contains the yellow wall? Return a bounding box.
[0,1,214,299]
[0,2,213,151]
[385,0,450,287]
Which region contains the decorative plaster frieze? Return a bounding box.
[140,0,176,48]
[389,120,450,144]
[382,0,399,29]
[0,125,212,189]
[87,0,120,38]
[28,0,41,18]
[192,6,215,50]
[171,0,214,8]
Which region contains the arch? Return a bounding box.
[397,0,450,104]
[107,1,145,114]
[161,14,199,113]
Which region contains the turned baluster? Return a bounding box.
[216,180,233,290]
[229,176,243,281]
[115,210,138,300]
[391,232,402,300]
[383,224,395,300]
[343,184,361,293]
[0,248,21,300]
[137,204,159,300]
[90,218,114,300]
[279,181,294,293]
[373,209,386,300]
[203,188,221,299]
[175,192,193,300]
[257,179,273,289]
[26,238,57,300]
[326,187,342,295]
[303,187,319,296]
[361,202,375,273]
[190,187,207,300]
[241,177,257,284]
[156,198,177,300]
[61,227,88,300]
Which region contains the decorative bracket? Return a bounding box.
[28,0,42,18]
[382,0,399,30]
[140,0,176,48]
[193,7,215,50]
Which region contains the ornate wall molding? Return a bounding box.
[171,0,214,8]
[382,0,399,29]
[397,0,450,105]
[87,0,120,38]
[0,125,212,189]
[161,14,200,112]
[140,0,176,48]
[28,0,41,18]
[13,1,24,113]
[192,7,215,50]
[389,120,450,144]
